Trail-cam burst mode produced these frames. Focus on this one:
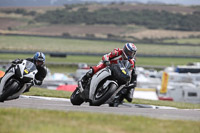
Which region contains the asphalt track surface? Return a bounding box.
[0,96,200,121]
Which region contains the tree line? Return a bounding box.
[1,8,37,16]
[35,7,200,31]
[2,7,199,31]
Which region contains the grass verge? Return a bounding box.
[163,38,200,45]
[1,35,200,56]
[1,53,200,68]
[24,87,72,98]
[0,108,199,133]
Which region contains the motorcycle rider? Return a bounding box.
[80,43,137,103]
[4,52,47,92]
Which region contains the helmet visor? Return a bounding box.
[124,48,136,59]
[36,60,44,66]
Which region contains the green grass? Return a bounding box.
[131,98,200,109]
[0,53,199,69]
[136,57,200,67]
[48,65,78,73]
[24,87,72,98]
[163,38,200,45]
[0,53,100,64]
[25,87,200,109]
[0,108,199,133]
[0,35,123,53]
[1,35,200,56]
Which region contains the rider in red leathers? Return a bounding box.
[80,43,137,103]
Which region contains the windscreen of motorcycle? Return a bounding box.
[111,60,130,84]
[22,61,37,82]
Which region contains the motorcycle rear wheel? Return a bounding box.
[0,80,19,102]
[70,87,84,105]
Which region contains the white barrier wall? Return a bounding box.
[158,72,200,103]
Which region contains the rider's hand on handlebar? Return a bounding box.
[12,58,22,64]
[103,60,110,65]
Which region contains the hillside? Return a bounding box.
[0,0,200,6]
[0,3,200,40]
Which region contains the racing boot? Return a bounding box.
[79,68,94,100]
[80,68,94,85]
[109,95,124,107]
[125,72,137,102]
[23,85,32,93]
[124,88,135,102]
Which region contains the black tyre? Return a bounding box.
[109,102,120,107]
[0,80,19,102]
[90,82,118,106]
[70,87,84,105]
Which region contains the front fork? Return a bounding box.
[78,80,91,102]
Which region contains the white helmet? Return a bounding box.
[122,43,137,60]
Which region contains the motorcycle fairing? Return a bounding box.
[16,60,26,79]
[23,60,38,79]
[103,80,118,90]
[89,67,112,100]
[0,72,14,95]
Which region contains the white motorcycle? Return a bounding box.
[0,60,37,102]
[70,60,134,106]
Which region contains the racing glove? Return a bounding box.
[34,79,42,85]
[12,58,22,64]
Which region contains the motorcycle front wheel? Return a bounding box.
[70,87,84,105]
[0,80,19,102]
[90,82,118,106]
